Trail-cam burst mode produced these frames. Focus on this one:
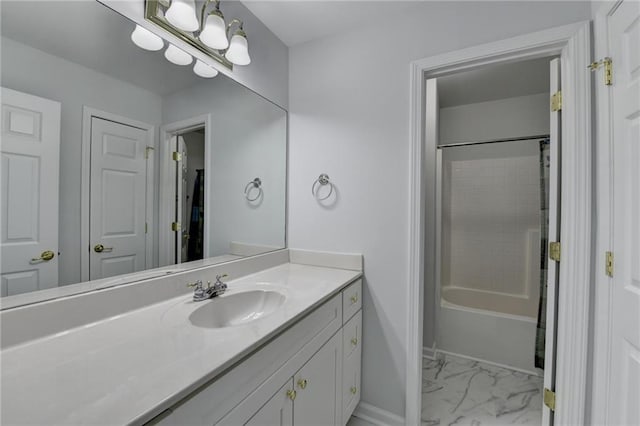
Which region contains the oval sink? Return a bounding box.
[189,290,286,329]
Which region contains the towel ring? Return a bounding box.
[244,178,262,202]
[312,174,333,200]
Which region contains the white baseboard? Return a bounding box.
[437,349,542,377]
[352,402,405,426]
[422,344,436,360]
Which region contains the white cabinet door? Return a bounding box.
[342,310,362,425]
[1,87,60,296]
[89,117,148,280]
[293,332,342,426]
[607,1,640,424]
[245,379,294,426]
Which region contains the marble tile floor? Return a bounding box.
[422,354,543,426]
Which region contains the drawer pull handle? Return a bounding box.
[286,389,297,400]
[351,337,358,346]
[350,386,357,395]
[350,294,358,304]
[297,378,308,389]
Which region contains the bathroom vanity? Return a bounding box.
[0,250,363,425]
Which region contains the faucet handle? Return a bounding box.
[216,274,228,281]
[187,279,203,289]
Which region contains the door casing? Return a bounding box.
[406,21,592,425]
[80,106,155,282]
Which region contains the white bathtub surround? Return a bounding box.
[0,250,362,425]
[422,353,542,425]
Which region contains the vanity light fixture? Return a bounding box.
[131,24,164,51]
[193,59,219,78]
[164,44,193,65]
[164,0,199,32]
[143,0,251,70]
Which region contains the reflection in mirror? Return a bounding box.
[0,1,287,302]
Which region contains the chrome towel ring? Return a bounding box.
[244,178,262,201]
[312,173,333,200]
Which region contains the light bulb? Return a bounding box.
[131,25,164,51]
[165,0,199,32]
[164,44,193,66]
[225,30,250,66]
[193,60,219,78]
[199,12,229,50]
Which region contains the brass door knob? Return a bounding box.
[350,294,358,304]
[297,379,308,389]
[350,386,357,395]
[94,244,113,253]
[286,389,297,400]
[31,250,55,262]
[351,337,358,346]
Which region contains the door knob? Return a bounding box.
[31,250,55,262]
[286,389,297,400]
[94,244,113,253]
[297,378,308,389]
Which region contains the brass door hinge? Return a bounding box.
[171,222,181,231]
[172,151,182,161]
[588,57,613,86]
[605,251,614,277]
[145,146,154,159]
[544,388,556,411]
[549,242,561,262]
[551,91,562,112]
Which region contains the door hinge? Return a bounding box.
[549,242,561,262]
[544,388,556,411]
[171,222,181,231]
[588,57,613,86]
[605,251,614,277]
[172,151,182,161]
[145,146,154,159]
[551,91,562,112]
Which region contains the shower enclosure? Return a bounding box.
[435,136,549,374]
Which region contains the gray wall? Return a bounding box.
[288,1,591,418]
[0,36,163,287]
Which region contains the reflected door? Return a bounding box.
[89,117,147,280]
[1,87,60,296]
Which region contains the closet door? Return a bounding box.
[607,1,640,424]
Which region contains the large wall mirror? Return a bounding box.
[0,1,287,304]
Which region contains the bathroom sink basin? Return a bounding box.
[189,290,286,329]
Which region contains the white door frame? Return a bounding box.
[591,1,623,424]
[159,114,212,266]
[407,21,592,424]
[80,106,155,282]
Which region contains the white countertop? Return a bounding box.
[0,263,361,425]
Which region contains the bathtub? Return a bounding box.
[437,286,540,375]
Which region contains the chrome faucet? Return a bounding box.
[187,274,228,302]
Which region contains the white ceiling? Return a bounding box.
[437,57,552,108]
[1,1,209,96]
[242,1,430,47]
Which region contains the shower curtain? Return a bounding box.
[535,139,551,369]
[187,169,205,261]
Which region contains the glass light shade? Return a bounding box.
[131,25,164,51]
[165,0,199,32]
[164,44,193,65]
[225,32,251,66]
[199,13,229,50]
[193,60,219,78]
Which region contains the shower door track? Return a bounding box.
[436,134,550,149]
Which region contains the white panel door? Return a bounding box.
[608,1,640,424]
[89,117,147,280]
[1,87,60,296]
[542,58,561,425]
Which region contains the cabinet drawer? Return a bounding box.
[342,310,362,424]
[342,279,362,323]
[342,309,361,359]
